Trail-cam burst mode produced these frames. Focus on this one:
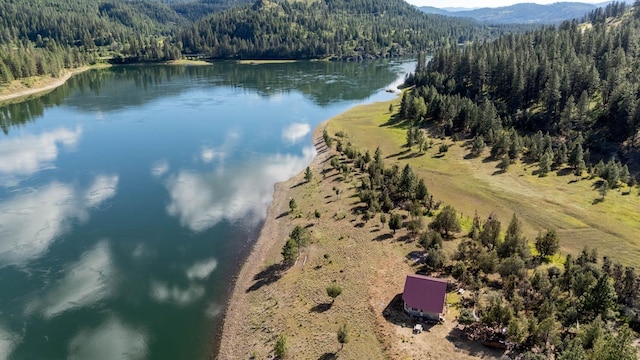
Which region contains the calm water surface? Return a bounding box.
[0,60,413,359]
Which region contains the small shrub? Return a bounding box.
[274,334,288,358]
[327,283,343,303]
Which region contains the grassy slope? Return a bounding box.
[327,98,640,266]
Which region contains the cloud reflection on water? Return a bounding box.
[281,123,310,144]
[200,147,225,164]
[164,146,315,232]
[151,160,169,178]
[84,175,119,208]
[0,127,82,186]
[0,175,118,266]
[150,281,206,307]
[68,316,147,360]
[186,258,218,280]
[0,325,20,360]
[27,241,115,319]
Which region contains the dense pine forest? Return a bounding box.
[176,0,522,60]
[403,2,639,182]
[0,0,528,86]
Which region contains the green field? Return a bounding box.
[327,98,640,266]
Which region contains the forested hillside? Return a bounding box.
[0,0,188,84]
[177,0,519,60]
[403,2,639,183]
[0,0,531,86]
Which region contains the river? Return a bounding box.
[0,60,414,359]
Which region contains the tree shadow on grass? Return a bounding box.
[290,181,308,189]
[399,152,426,160]
[396,233,415,243]
[374,233,394,241]
[275,211,289,219]
[387,149,412,158]
[318,352,338,360]
[481,155,495,164]
[310,302,333,313]
[379,114,408,128]
[246,263,286,293]
[556,167,574,176]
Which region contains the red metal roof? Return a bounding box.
[402,274,447,314]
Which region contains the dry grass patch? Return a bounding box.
[327,99,640,266]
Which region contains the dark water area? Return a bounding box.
[0,60,414,360]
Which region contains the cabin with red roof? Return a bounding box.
[402,274,447,321]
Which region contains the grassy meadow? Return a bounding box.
[327,98,640,266]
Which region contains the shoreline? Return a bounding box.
[0,59,214,105]
[217,121,332,359]
[0,65,108,105]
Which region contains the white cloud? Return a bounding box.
[0,326,20,360]
[27,241,114,318]
[165,146,316,232]
[150,160,169,178]
[150,281,205,306]
[0,175,118,266]
[282,123,311,144]
[68,317,147,360]
[0,127,82,186]
[186,258,218,280]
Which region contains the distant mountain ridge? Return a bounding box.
[418,1,628,23]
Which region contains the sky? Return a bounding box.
[405,0,607,9]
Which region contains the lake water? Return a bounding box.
[0,60,413,360]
